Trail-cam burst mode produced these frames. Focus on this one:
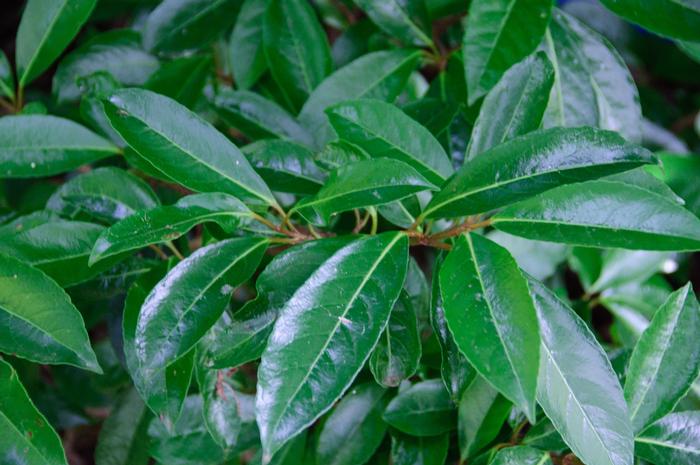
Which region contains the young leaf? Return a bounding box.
[492,181,700,251]
[256,232,408,460]
[391,432,449,465]
[354,0,433,47]
[142,0,241,54]
[370,291,421,387]
[0,115,119,178]
[599,0,700,41]
[15,0,97,87]
[624,283,700,433]
[527,276,634,465]
[90,193,252,265]
[135,237,267,374]
[295,158,437,223]
[211,89,313,146]
[326,99,454,185]
[103,88,276,207]
[490,446,552,465]
[423,127,655,219]
[466,52,554,160]
[263,0,332,111]
[315,383,388,465]
[230,0,267,89]
[0,254,100,373]
[463,0,554,103]
[145,54,211,108]
[439,233,540,420]
[635,412,700,465]
[52,29,159,104]
[383,379,456,436]
[0,358,69,465]
[299,49,421,148]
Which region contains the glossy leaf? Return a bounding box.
[299,49,421,148]
[263,0,332,110]
[527,276,634,465]
[90,193,252,265]
[0,115,119,178]
[493,181,700,251]
[391,433,449,465]
[600,0,700,41]
[635,411,700,465]
[316,383,388,465]
[145,54,211,108]
[440,233,539,420]
[15,0,96,87]
[103,88,276,207]
[383,379,456,436]
[256,232,408,459]
[463,0,553,103]
[466,52,554,160]
[94,387,151,465]
[326,99,454,185]
[230,0,267,89]
[624,283,700,433]
[424,126,655,219]
[143,0,241,54]
[0,254,100,372]
[370,292,421,387]
[0,358,68,465]
[487,230,568,281]
[490,446,552,465]
[590,249,670,294]
[211,89,313,146]
[355,0,432,47]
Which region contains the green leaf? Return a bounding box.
[370,291,421,387]
[256,232,408,459]
[466,52,554,160]
[635,412,700,465]
[527,276,634,465]
[46,166,159,224]
[0,210,58,239]
[522,418,568,452]
[316,383,388,465]
[208,238,352,369]
[295,158,436,223]
[391,432,449,465]
[401,98,461,143]
[143,0,241,54]
[230,0,267,89]
[0,254,100,373]
[355,0,433,47]
[463,0,553,104]
[315,140,368,172]
[542,10,642,142]
[263,0,332,111]
[605,168,686,206]
[145,54,211,108]
[624,283,700,433]
[383,379,456,436]
[489,446,552,465]
[590,249,670,294]
[135,237,267,375]
[439,233,539,420]
[94,387,152,465]
[457,375,512,460]
[0,50,15,100]
[90,193,252,265]
[492,180,700,251]
[211,89,313,146]
[15,0,97,87]
[243,139,325,195]
[0,220,108,287]
[326,99,454,185]
[487,230,568,281]
[599,0,700,41]
[52,29,159,104]
[103,88,276,207]
[424,126,655,219]
[652,152,700,217]
[299,49,421,148]
[0,115,119,179]
[0,358,68,465]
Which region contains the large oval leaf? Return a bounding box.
[527,276,634,465]
[103,88,276,207]
[0,358,68,465]
[624,283,700,433]
[440,233,539,420]
[256,232,408,459]
[0,115,119,178]
[424,127,655,219]
[383,379,456,436]
[493,181,700,251]
[229,0,267,90]
[0,254,100,372]
[326,99,454,185]
[635,412,700,465]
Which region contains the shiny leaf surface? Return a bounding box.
[383,379,456,436]
[599,0,700,41]
[229,0,267,89]
[355,0,432,47]
[635,411,700,465]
